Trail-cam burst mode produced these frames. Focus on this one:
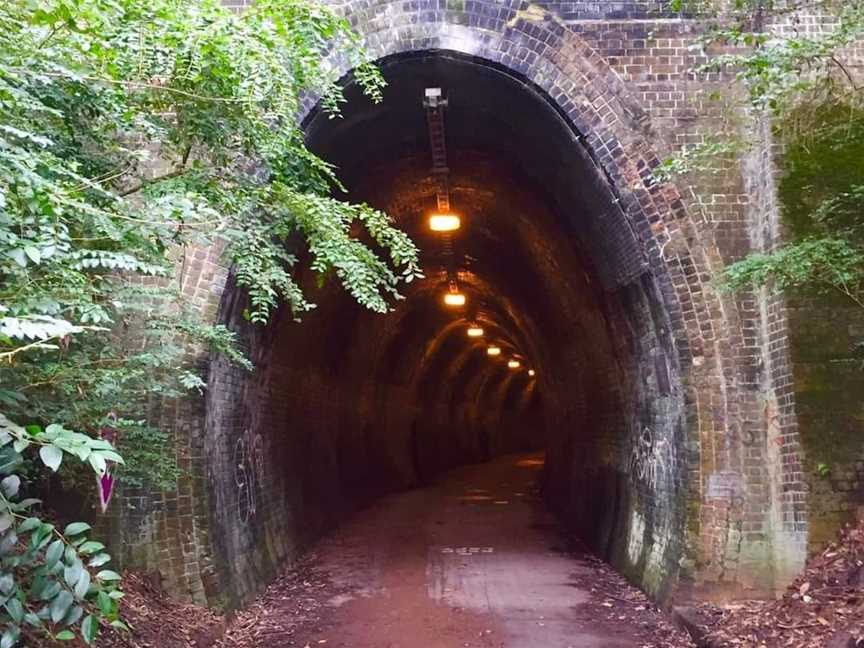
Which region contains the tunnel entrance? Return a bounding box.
[206,51,690,606]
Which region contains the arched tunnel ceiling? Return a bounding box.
[274,51,657,416]
[293,52,648,408]
[205,40,696,608]
[306,52,647,291]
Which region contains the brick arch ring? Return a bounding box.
[299,1,743,461]
[291,1,796,596]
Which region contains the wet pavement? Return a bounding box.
[294,453,650,647]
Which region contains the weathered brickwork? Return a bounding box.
[102,242,230,605]
[786,298,864,550]
[97,0,863,610]
[761,7,864,559]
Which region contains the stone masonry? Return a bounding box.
[97,0,864,610]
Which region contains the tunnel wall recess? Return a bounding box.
[100,0,817,609]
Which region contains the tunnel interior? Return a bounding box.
[206,52,688,605]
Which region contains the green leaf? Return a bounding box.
[39,581,61,602]
[64,563,83,589]
[0,514,13,534]
[62,604,83,627]
[97,591,113,616]
[88,553,111,568]
[45,539,64,568]
[95,450,124,465]
[18,517,41,533]
[78,541,104,555]
[7,249,26,268]
[0,626,19,648]
[5,597,23,623]
[55,630,76,640]
[74,569,90,599]
[50,590,73,623]
[82,614,98,644]
[63,522,91,537]
[29,575,47,600]
[0,476,19,498]
[32,522,54,548]
[0,448,21,475]
[87,452,107,475]
[23,246,40,263]
[39,446,63,472]
[23,612,42,627]
[0,531,18,556]
[95,570,121,582]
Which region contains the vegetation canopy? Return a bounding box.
[655,1,864,308]
[0,0,420,644]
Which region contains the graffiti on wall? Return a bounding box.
[629,426,676,491]
[234,427,264,524]
[97,413,119,513]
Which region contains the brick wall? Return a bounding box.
[761,5,864,557]
[102,0,823,609]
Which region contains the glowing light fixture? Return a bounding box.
[443,291,466,307]
[467,327,484,338]
[429,214,461,232]
[508,359,521,369]
[487,346,501,357]
[528,369,536,377]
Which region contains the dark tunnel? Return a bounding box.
[205,51,688,604]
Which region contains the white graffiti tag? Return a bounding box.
[234,428,264,524]
[629,426,675,491]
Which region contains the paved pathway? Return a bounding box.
[299,453,650,647]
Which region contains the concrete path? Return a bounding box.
[303,453,651,647]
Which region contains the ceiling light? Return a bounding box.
[528,369,536,377]
[487,346,501,356]
[429,214,460,232]
[508,359,521,369]
[443,292,466,307]
[467,327,484,338]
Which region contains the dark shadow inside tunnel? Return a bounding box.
[205,51,687,605]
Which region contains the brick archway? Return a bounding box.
[107,1,807,608]
[296,4,764,596]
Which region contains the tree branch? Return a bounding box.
[830,55,860,91]
[16,69,249,104]
[118,167,187,197]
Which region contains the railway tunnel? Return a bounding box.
[203,50,693,611]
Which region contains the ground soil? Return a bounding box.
[26,570,224,648]
[679,518,864,647]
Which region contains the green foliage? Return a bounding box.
[0,0,420,643]
[0,415,124,645]
[696,1,864,313]
[776,107,864,236]
[697,3,864,115]
[722,103,864,306]
[110,421,178,491]
[720,237,864,302]
[0,0,421,455]
[651,137,742,183]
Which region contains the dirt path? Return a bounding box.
[222,453,693,648]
